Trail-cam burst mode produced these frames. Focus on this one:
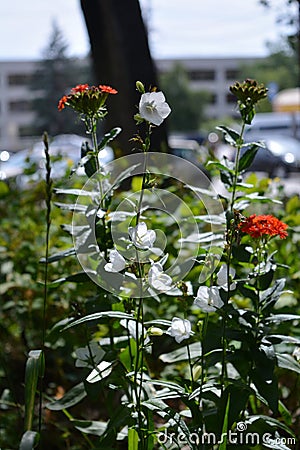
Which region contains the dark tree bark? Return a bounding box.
[80,0,169,155]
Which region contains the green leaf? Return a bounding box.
[109,164,141,192]
[216,125,240,146]
[266,335,300,345]
[246,414,295,438]
[250,344,278,413]
[75,342,105,368]
[146,379,185,394]
[98,127,122,151]
[142,398,169,414]
[238,192,282,204]
[276,353,300,374]
[64,311,134,330]
[46,382,87,410]
[128,428,139,450]
[0,180,9,197]
[54,188,97,197]
[86,361,114,383]
[61,224,90,236]
[54,202,88,212]
[53,271,92,284]
[219,393,230,450]
[19,431,39,450]
[76,153,95,170]
[238,144,261,172]
[159,341,201,363]
[24,350,44,431]
[260,272,279,298]
[40,247,76,263]
[71,419,107,436]
[265,314,300,323]
[80,141,97,176]
[206,160,234,173]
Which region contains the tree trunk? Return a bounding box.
[80,0,169,155]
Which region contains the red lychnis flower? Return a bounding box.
[239,214,288,239]
[57,83,118,116]
[99,85,118,94]
[70,84,89,94]
[58,95,68,111]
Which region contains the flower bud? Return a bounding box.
[148,327,164,336]
[192,365,202,381]
[136,81,145,94]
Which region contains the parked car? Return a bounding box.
[0,134,114,186]
[245,112,300,140]
[243,133,300,178]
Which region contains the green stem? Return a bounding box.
[187,343,194,390]
[87,116,108,259]
[38,132,52,436]
[221,120,246,391]
[230,122,245,213]
[132,123,152,450]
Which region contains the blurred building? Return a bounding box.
[0,60,37,151]
[156,57,262,118]
[0,57,261,151]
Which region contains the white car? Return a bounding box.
[0,134,114,185]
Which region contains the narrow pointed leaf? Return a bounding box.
[46,382,86,411]
[128,428,139,450]
[24,350,44,431]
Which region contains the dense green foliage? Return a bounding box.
[1,80,300,450]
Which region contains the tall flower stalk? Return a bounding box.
[217,79,268,389]
[127,81,171,448]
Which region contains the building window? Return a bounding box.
[188,70,215,81]
[9,100,32,112]
[226,69,240,80]
[18,125,36,137]
[8,74,32,86]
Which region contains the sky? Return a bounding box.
[0,0,295,61]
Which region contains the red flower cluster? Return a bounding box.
[57,84,118,114]
[239,214,288,239]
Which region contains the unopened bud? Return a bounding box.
[192,365,202,381]
[148,327,164,336]
[136,81,145,94]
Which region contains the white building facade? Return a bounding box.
[0,60,37,151]
[0,57,262,151]
[156,57,261,118]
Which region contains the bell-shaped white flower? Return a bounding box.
[166,317,192,343]
[128,222,156,249]
[139,91,171,126]
[104,249,126,272]
[217,264,236,291]
[194,286,224,313]
[148,262,173,291]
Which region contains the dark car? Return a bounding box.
[243,134,300,178]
